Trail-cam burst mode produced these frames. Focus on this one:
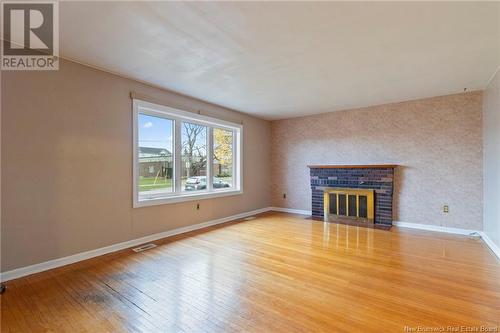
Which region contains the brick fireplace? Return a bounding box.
[309,165,396,226]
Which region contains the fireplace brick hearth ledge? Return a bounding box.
[308,164,397,225]
[307,164,398,169]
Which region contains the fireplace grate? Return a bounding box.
[324,188,375,223]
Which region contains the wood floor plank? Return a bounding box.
[1,212,499,332]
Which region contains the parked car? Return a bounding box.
[213,177,231,189]
[184,176,230,191]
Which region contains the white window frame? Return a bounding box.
[133,99,243,208]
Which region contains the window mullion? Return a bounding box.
[207,127,213,192]
[174,119,182,193]
[233,129,238,190]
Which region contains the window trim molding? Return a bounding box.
[133,99,243,208]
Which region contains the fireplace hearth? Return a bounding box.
[308,165,397,226]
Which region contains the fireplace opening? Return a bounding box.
[324,188,375,224]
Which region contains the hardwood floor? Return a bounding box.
[1,212,499,332]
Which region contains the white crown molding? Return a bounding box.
[485,65,500,89]
[0,207,272,282]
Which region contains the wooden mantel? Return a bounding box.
[307,164,397,169]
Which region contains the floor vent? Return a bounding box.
[132,243,157,252]
[243,216,256,221]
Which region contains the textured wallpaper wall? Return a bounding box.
[271,92,483,230]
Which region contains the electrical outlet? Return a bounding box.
[443,205,449,213]
[196,203,200,210]
[283,193,287,199]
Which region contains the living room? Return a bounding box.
[1,1,499,332]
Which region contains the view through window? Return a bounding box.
[213,128,233,189]
[134,100,242,206]
[138,114,173,198]
[181,122,207,192]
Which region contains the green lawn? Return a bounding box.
[139,177,173,191]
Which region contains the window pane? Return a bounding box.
[181,122,207,191]
[138,113,173,199]
[213,128,233,190]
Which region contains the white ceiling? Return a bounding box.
[60,1,500,120]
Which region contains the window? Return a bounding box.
[213,128,234,189]
[181,122,207,192]
[137,114,174,198]
[133,99,242,207]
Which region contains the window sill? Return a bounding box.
[134,189,243,208]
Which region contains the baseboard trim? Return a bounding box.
[3,208,497,282]
[269,209,500,260]
[393,221,500,260]
[0,207,272,282]
[478,232,500,259]
[269,207,312,215]
[393,221,479,236]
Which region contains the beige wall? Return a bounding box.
[483,69,500,248]
[1,59,271,272]
[0,58,489,273]
[271,92,483,230]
